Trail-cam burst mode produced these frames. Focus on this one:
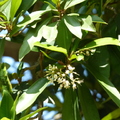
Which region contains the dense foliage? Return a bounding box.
[0,0,120,120]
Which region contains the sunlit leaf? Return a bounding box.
[42,22,58,44]
[0,0,11,20]
[34,42,68,56]
[19,107,47,120]
[64,16,82,39]
[1,117,11,120]
[10,0,22,19]
[81,15,96,32]
[64,0,85,9]
[80,37,120,51]
[102,108,120,120]
[17,0,38,13]
[78,83,100,120]
[19,18,51,61]
[16,78,50,114]
[52,0,59,5]
[0,0,9,6]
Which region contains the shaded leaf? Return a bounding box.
[78,83,100,120]
[62,88,81,120]
[56,19,72,51]
[91,15,107,24]
[16,78,50,114]
[0,38,5,60]
[0,89,14,119]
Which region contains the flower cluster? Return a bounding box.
[45,64,83,89]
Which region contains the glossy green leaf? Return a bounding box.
[0,38,5,60]
[64,16,82,39]
[81,15,96,32]
[10,92,20,120]
[78,83,100,120]
[19,107,47,120]
[56,19,72,51]
[17,10,50,27]
[16,78,50,114]
[64,0,85,9]
[86,47,120,107]
[1,117,11,120]
[10,0,22,19]
[91,15,107,24]
[0,0,9,6]
[0,0,11,20]
[42,22,58,44]
[102,108,120,120]
[19,18,51,61]
[62,88,81,120]
[0,89,14,119]
[52,0,59,5]
[34,42,68,56]
[17,0,37,13]
[80,37,120,51]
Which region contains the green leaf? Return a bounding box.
[10,0,22,19]
[19,107,47,120]
[17,0,38,13]
[16,78,50,114]
[1,117,11,120]
[86,47,120,107]
[0,0,9,6]
[11,10,51,36]
[0,0,11,20]
[64,16,82,39]
[52,0,59,5]
[19,17,51,61]
[56,19,72,51]
[42,22,58,44]
[17,10,50,27]
[0,38,5,60]
[10,92,20,120]
[0,89,14,119]
[34,42,68,56]
[64,0,85,9]
[91,15,107,24]
[80,37,120,51]
[62,88,81,120]
[102,108,120,120]
[81,15,96,32]
[78,83,100,120]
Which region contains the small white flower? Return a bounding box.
[72,83,77,89]
[68,65,75,71]
[65,70,70,74]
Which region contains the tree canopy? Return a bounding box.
[0,0,120,120]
